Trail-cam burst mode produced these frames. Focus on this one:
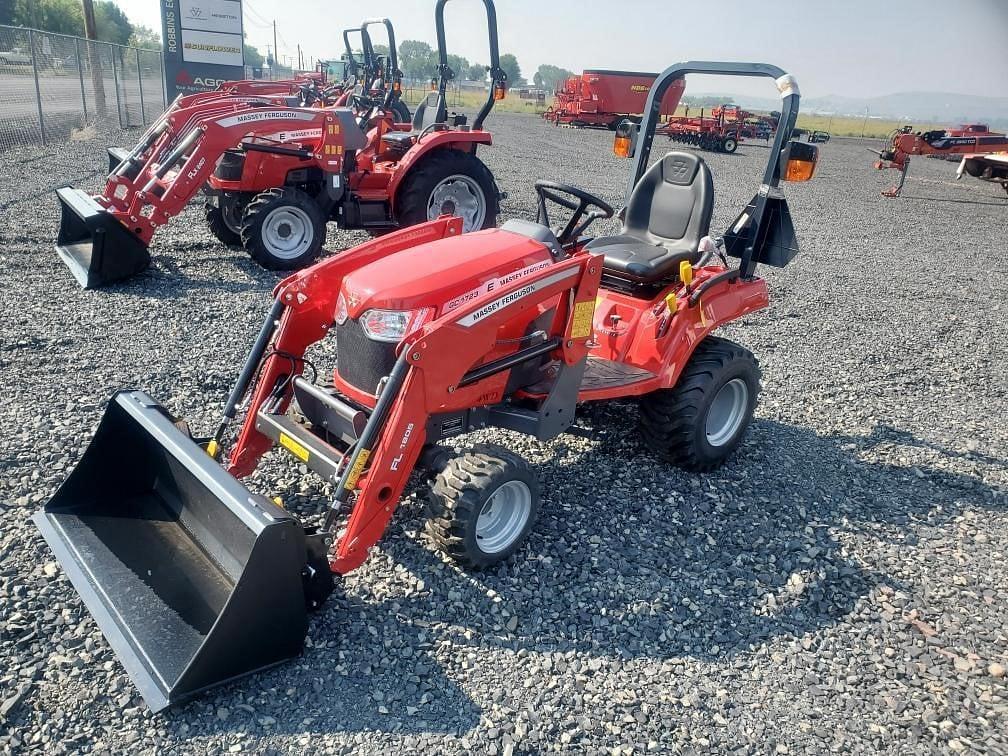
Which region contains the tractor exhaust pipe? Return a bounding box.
[33,391,315,711]
[55,188,152,288]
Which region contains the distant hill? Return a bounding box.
[689,91,1008,129]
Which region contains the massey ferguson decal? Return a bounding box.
[455,268,578,327]
[274,128,324,143]
[215,111,317,128]
[442,260,553,314]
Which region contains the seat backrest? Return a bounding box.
[623,152,713,252]
[412,92,447,132]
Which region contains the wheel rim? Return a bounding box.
[261,206,314,259]
[724,138,737,152]
[705,378,749,447]
[475,480,531,554]
[427,174,486,232]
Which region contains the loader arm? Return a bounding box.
[330,252,602,573]
[105,107,351,245]
[226,217,467,478]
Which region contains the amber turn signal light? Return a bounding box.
[493,83,507,101]
[782,141,818,182]
[613,135,631,158]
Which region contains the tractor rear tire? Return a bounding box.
[240,187,327,271]
[639,336,760,472]
[426,445,540,570]
[396,149,499,233]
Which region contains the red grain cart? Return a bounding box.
[543,70,684,129]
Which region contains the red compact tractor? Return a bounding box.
[872,123,1008,197]
[35,61,818,711]
[543,69,684,129]
[55,1,507,288]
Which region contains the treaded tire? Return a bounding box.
[721,135,739,154]
[426,444,540,570]
[204,197,246,247]
[240,187,327,271]
[639,336,760,472]
[395,149,499,233]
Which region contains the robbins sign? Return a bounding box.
[161,0,245,99]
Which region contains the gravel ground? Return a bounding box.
[1,112,1006,754]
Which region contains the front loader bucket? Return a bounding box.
[107,146,132,175]
[33,391,311,712]
[55,187,151,289]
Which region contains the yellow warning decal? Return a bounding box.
[570,299,596,339]
[344,449,371,490]
[279,432,310,462]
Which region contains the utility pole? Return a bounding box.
[297,44,302,71]
[273,20,278,72]
[80,0,107,117]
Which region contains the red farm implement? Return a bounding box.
[35,61,818,711]
[872,123,1008,197]
[542,69,684,129]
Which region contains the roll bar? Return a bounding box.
[629,61,799,200]
[434,0,505,130]
[342,26,375,90]
[361,18,403,109]
[627,62,802,277]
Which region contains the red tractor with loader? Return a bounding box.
[55,1,507,288]
[872,123,1008,197]
[35,61,818,712]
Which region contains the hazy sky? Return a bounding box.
[114,0,1007,98]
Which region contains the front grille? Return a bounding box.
[335,318,397,394]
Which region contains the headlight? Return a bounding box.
[334,292,348,325]
[360,308,432,342]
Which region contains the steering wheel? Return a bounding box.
[534,181,614,244]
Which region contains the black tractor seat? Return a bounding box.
[381,92,447,150]
[585,152,713,283]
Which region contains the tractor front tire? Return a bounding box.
[721,135,739,154]
[426,445,540,570]
[396,149,499,233]
[639,336,760,472]
[240,187,327,271]
[204,195,247,248]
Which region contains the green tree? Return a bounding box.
[94,0,132,46]
[13,0,83,35]
[499,53,524,87]
[466,62,486,82]
[244,40,264,68]
[444,53,468,77]
[398,39,436,80]
[128,24,160,50]
[533,64,574,91]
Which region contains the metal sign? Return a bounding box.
[161,0,245,99]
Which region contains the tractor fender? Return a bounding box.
[387,131,494,212]
[655,276,769,390]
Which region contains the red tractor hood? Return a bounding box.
[340,227,557,317]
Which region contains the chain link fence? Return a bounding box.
[0,24,165,151]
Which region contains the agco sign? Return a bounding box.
[161,0,245,99]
